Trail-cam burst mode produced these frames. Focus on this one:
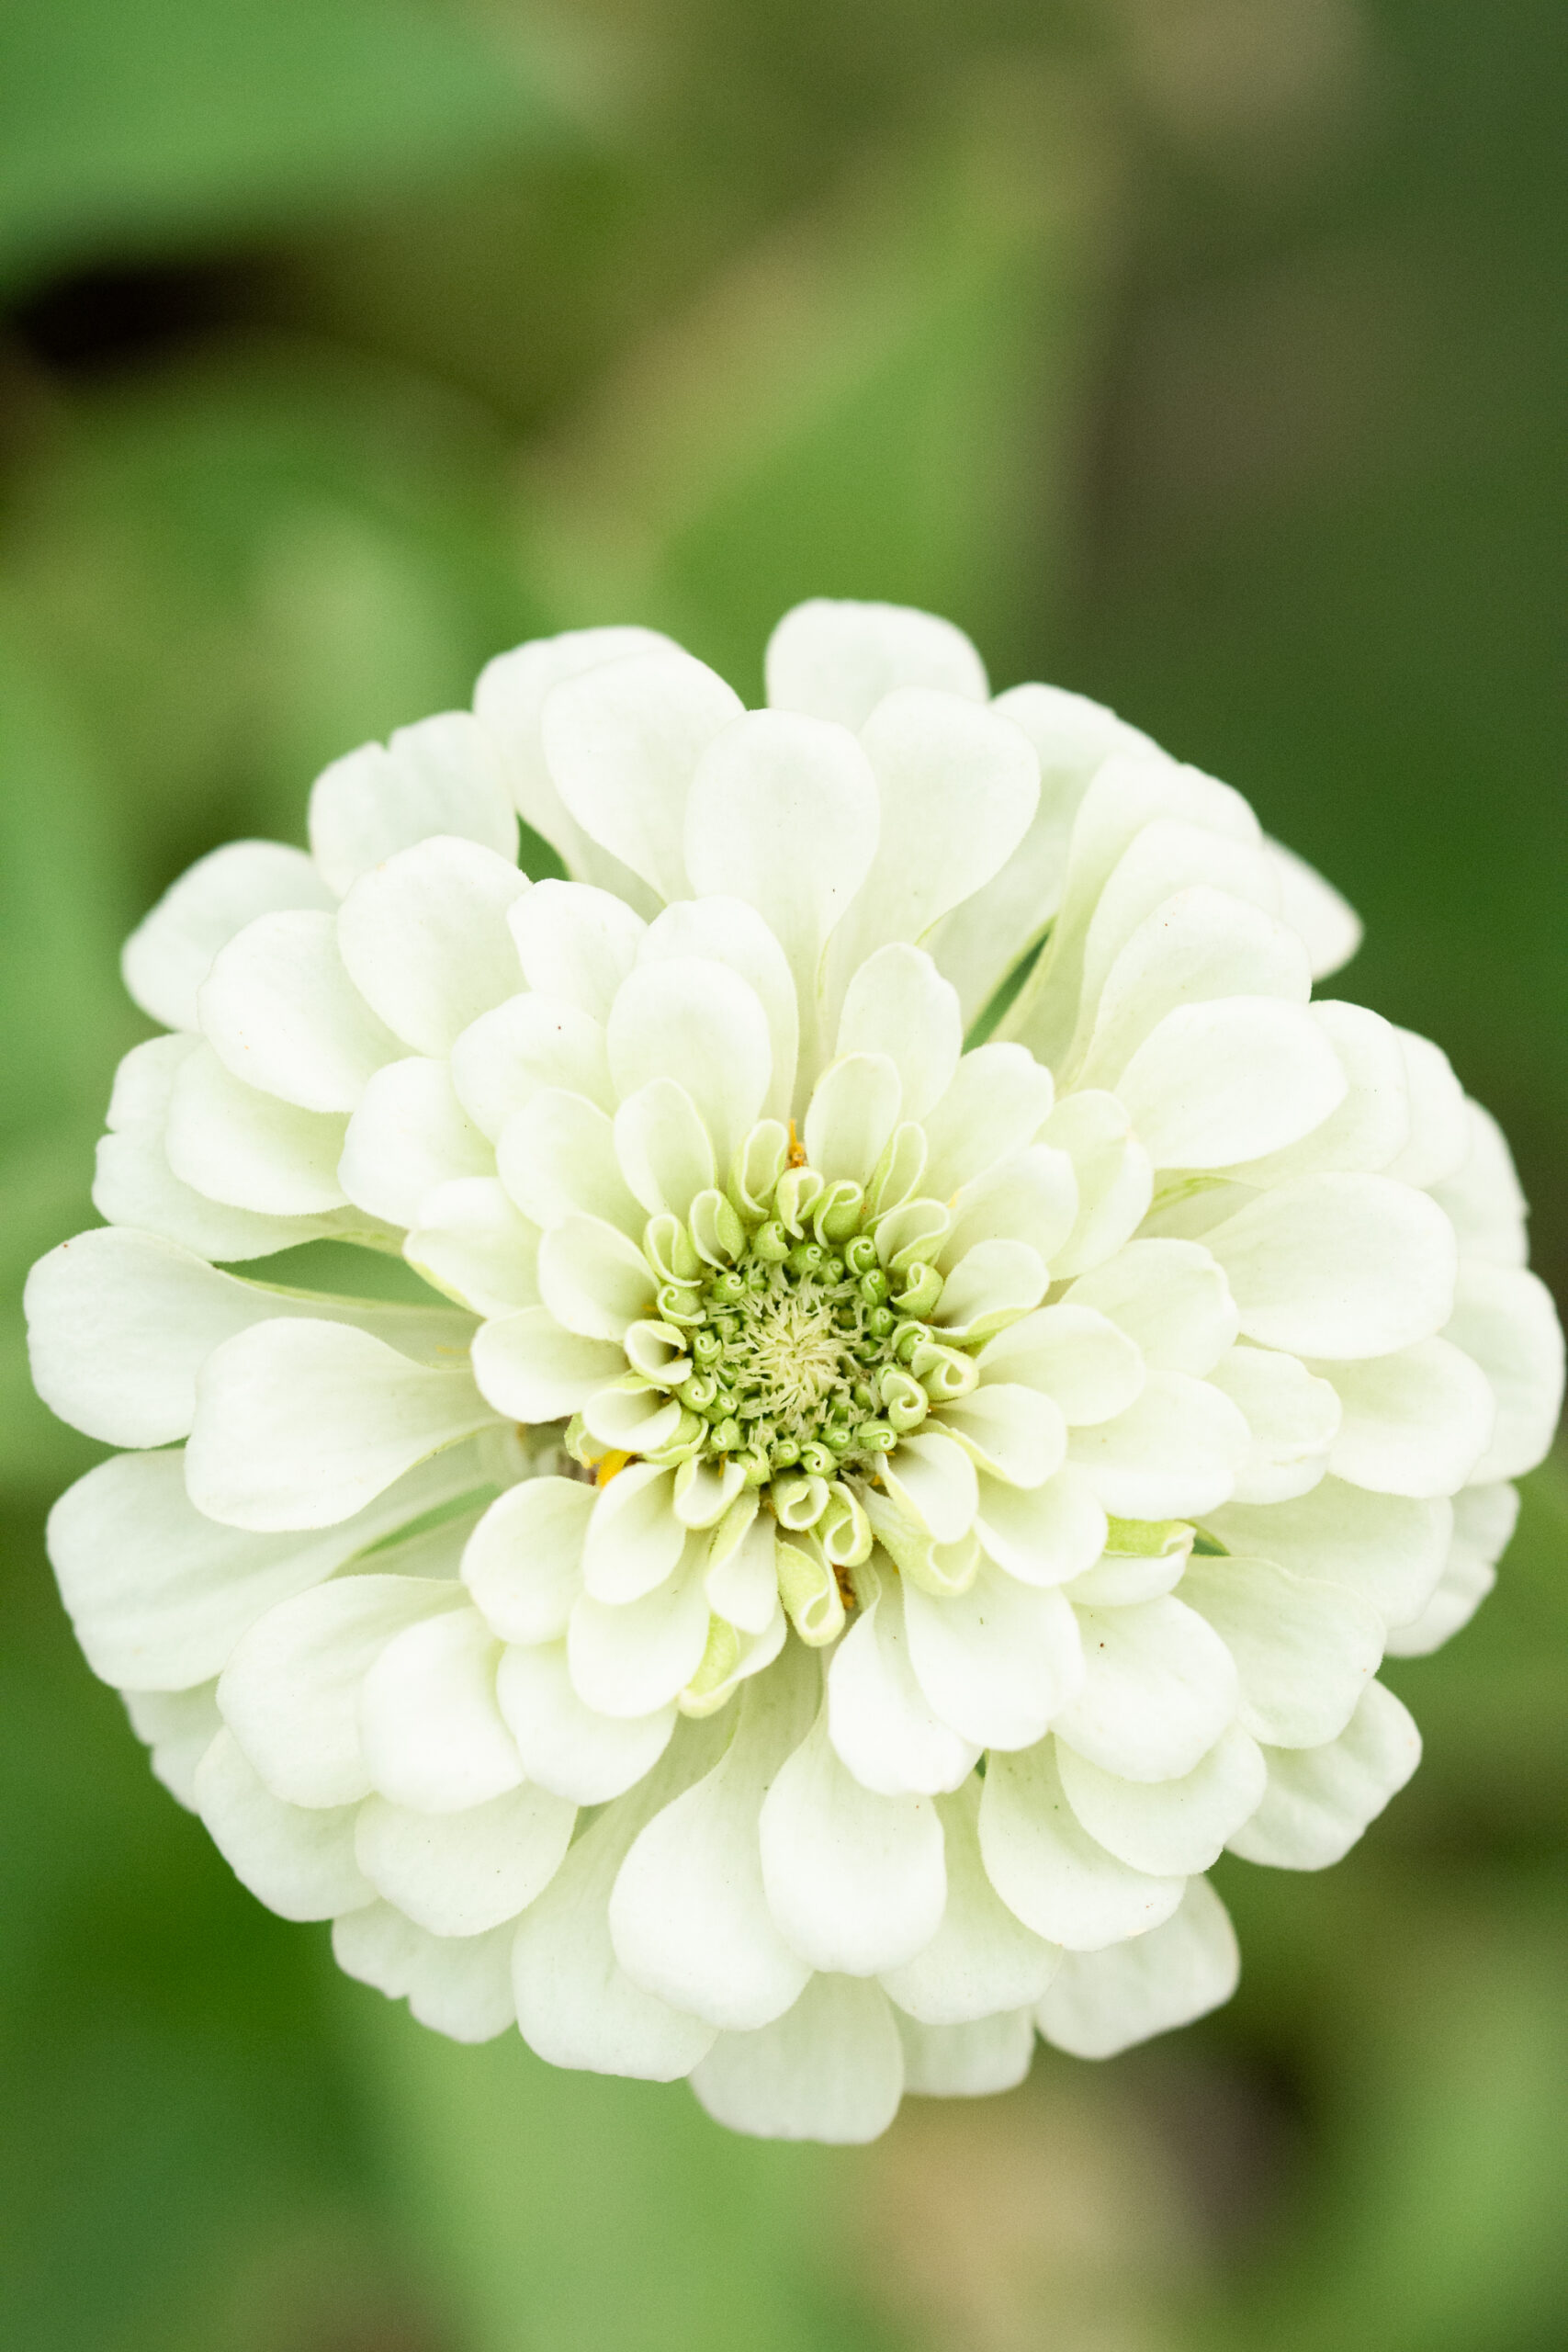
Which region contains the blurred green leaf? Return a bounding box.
[0,0,565,292]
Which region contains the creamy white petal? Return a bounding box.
[1037,1090,1155,1278]
[543,650,744,902]
[508,876,645,1023]
[836,944,962,1121]
[805,1054,902,1190]
[536,1214,657,1342]
[1057,1721,1266,1875]
[451,993,614,1141]
[920,1045,1055,1202]
[359,1604,522,1812]
[935,1382,1066,1488]
[308,713,518,895]
[979,1305,1145,1429]
[897,2008,1037,2098]
[333,1903,518,2042]
[470,1307,623,1422]
[978,1740,1185,1951]
[1428,1100,1529,1268]
[582,1464,687,1604]
[606,956,771,1176]
[1227,1680,1420,1868]
[496,1640,676,1802]
[1036,1877,1237,2057]
[904,1565,1083,1750]
[1055,1596,1239,1781]
[219,1572,460,1806]
[500,1087,642,1237]
[1443,1261,1564,1482]
[1322,1338,1495,1498]
[934,1240,1048,1339]
[199,910,399,1111]
[764,597,987,728]
[335,835,527,1057]
[337,1056,492,1227]
[612,1080,717,1221]
[1179,1555,1382,1747]
[637,897,801,1124]
[942,1148,1077,1272]
[1114,996,1347,1170]
[406,1177,540,1318]
[1072,820,1279,1056]
[1232,1001,1409,1183]
[511,1713,728,2079]
[1264,837,1361,978]
[1066,1241,1238,1377]
[124,840,333,1032]
[1068,1370,1249,1521]
[878,1780,1059,2023]
[460,1476,591,1644]
[608,1645,818,2029]
[165,1043,347,1213]
[974,1467,1109,1588]
[195,1729,371,1921]
[1383,1027,1470,1190]
[880,1429,979,1544]
[355,1779,574,1938]
[186,1319,497,1532]
[691,1973,905,2143]
[568,1547,710,1717]
[95,1071,352,1262]
[1208,1477,1451,1631]
[125,1682,220,1810]
[1383,1482,1517,1657]
[760,1700,945,1975]
[1074,886,1310,1092]
[1204,1174,1458,1361]
[1207,1343,1341,1504]
[828,1567,980,1796]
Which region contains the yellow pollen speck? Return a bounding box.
[786,1118,807,1169]
[595,1450,633,1487]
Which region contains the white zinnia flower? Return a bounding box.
[27,598,1562,2143]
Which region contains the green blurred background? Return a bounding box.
[2,3,1564,2346]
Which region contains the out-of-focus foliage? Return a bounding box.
[1,3,1562,2348]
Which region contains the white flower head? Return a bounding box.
[27,598,1562,2141]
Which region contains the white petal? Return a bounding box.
[195,1729,370,1921]
[1206,1342,1340,1504]
[1227,1680,1420,1868]
[979,1305,1145,1429]
[186,1318,497,1531]
[828,1567,980,1796]
[978,1741,1185,1950]
[897,2007,1037,2098]
[1072,820,1279,1056]
[470,1306,624,1421]
[536,1214,657,1342]
[337,1056,492,1227]
[1443,1261,1564,1482]
[1066,1240,1238,1376]
[1036,1877,1237,2056]
[942,1148,1078,1272]
[608,1645,818,2030]
[511,1713,728,2079]
[1323,1338,1496,1497]
[335,835,527,1057]
[934,1240,1048,1339]
[123,840,332,1031]
[199,909,399,1111]
[406,1177,540,1318]
[1054,1596,1239,1781]
[1038,1091,1154,1279]
[1383,1027,1470,1189]
[904,1565,1084,1750]
[878,1780,1059,2023]
[165,1043,347,1213]
[1204,1174,1458,1361]
[359,1604,522,1812]
[1057,1721,1266,1875]
[450,993,614,1141]
[1179,1555,1382,1747]
[308,712,518,895]
[765,597,987,728]
[508,876,646,1022]
[919,1044,1055,1201]
[582,1464,687,1603]
[568,1548,710,1716]
[500,1087,642,1236]
[1114,997,1347,1170]
[836,944,962,1121]
[1264,837,1361,978]
[612,1080,716,1220]
[543,650,743,902]
[1383,1482,1517,1657]
[1074,885,1311,1092]
[683,711,880,1088]
[760,1701,946,1974]
[1068,1369,1249,1521]
[48,1438,476,1693]
[125,1682,220,1809]
[1428,1099,1528,1268]
[495,1640,675,1802]
[355,1780,574,1938]
[881,1429,979,1544]
[935,1382,1066,1488]
[606,956,772,1177]
[637,897,801,1124]
[461,1476,591,1643]
[1208,1476,1451,1631]
[829,689,1039,978]
[974,1467,1109,1588]
[218,1572,459,1806]
[333,1904,517,2042]
[1232,1001,1409,1183]
[805,1054,902,1189]
[691,1973,905,2143]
